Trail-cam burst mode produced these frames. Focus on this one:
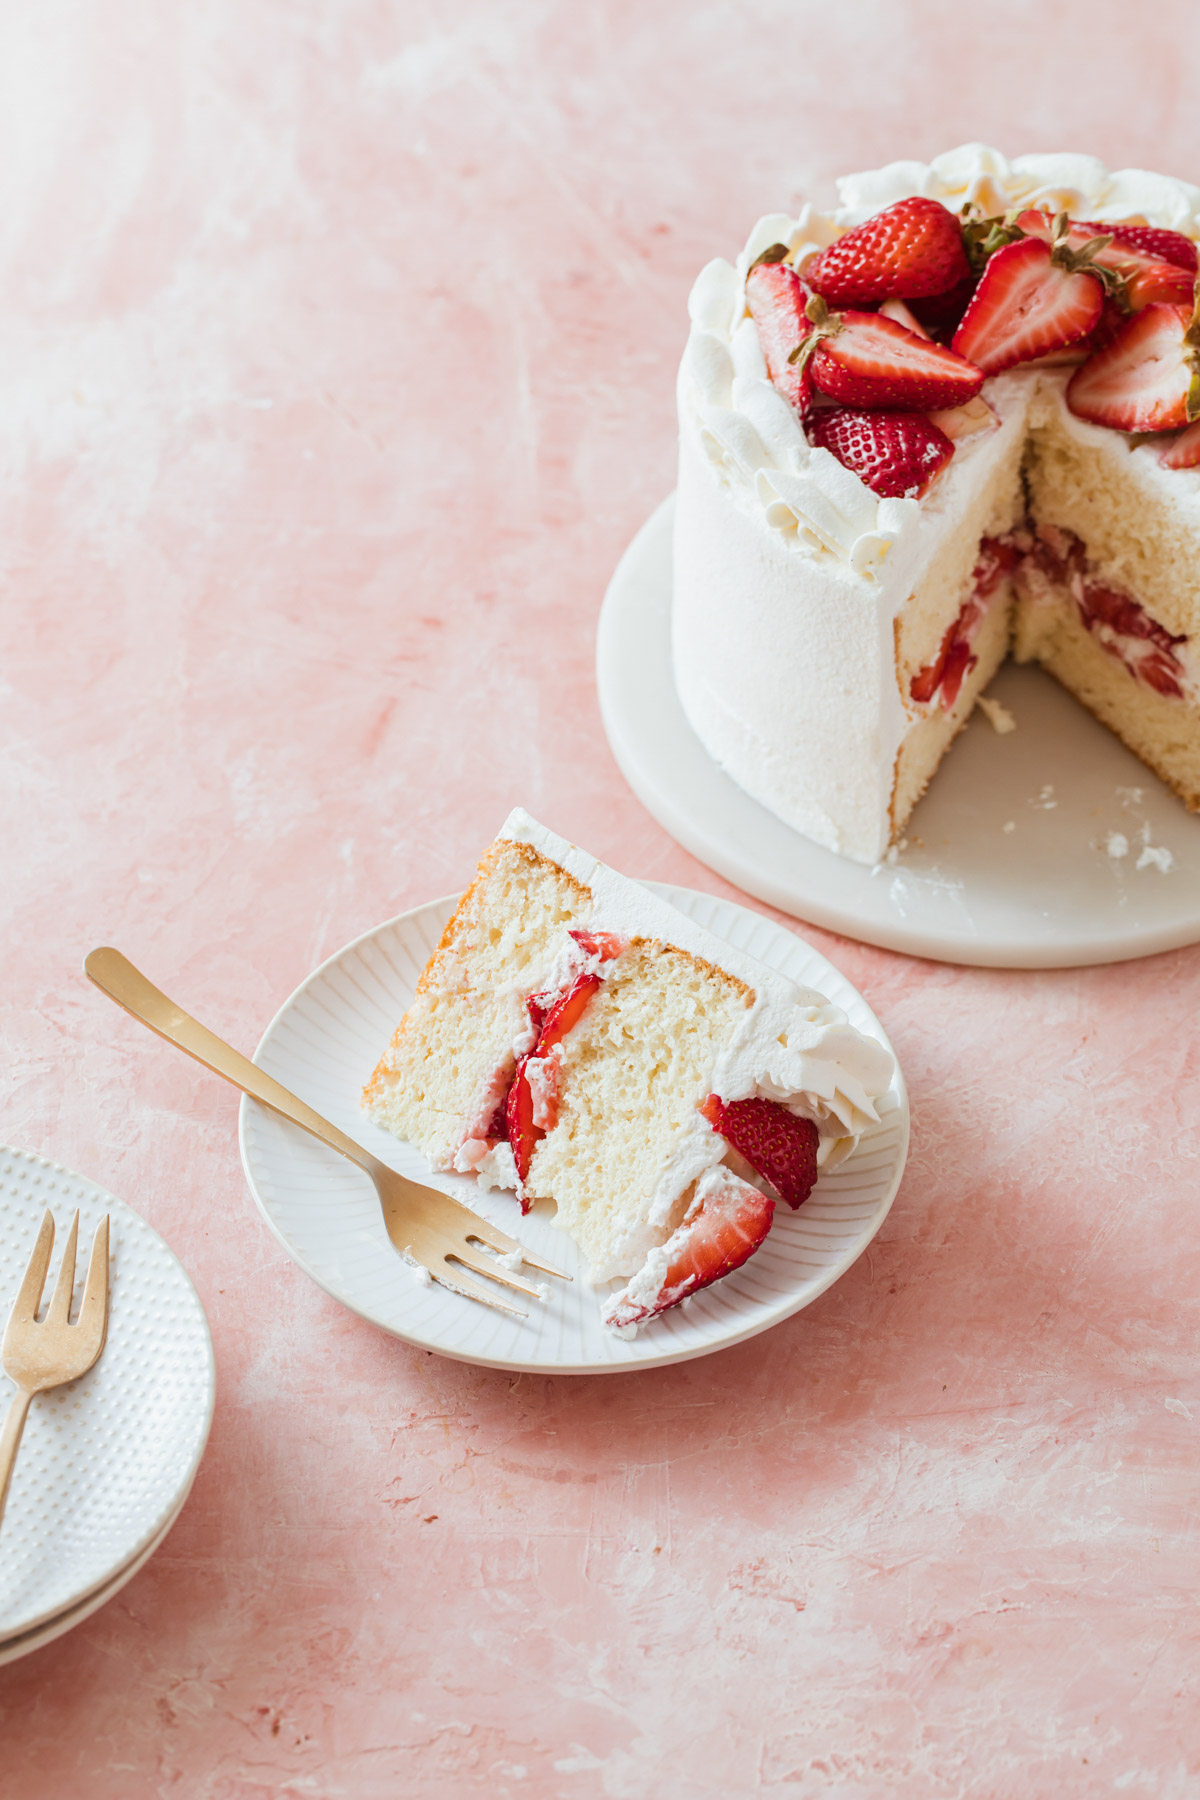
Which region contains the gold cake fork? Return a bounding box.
[1,1210,110,1529]
[84,948,566,1317]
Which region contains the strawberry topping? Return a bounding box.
[604,1167,775,1329]
[1018,212,1196,309]
[745,255,816,423]
[809,407,954,499]
[700,1094,818,1210]
[952,233,1104,374]
[806,306,984,412]
[806,196,971,308]
[1067,301,1200,432]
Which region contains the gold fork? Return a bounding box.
[84,947,567,1317]
[1,1210,110,1529]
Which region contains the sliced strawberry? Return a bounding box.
[1160,419,1200,469]
[910,537,1016,709]
[1077,220,1198,274]
[745,256,815,423]
[700,1094,818,1210]
[603,1168,775,1328]
[568,929,627,962]
[809,407,954,499]
[1067,302,1200,432]
[952,235,1103,374]
[808,309,983,411]
[505,1058,539,1204]
[536,972,602,1055]
[502,970,605,1198]
[806,196,970,307]
[1017,211,1195,312]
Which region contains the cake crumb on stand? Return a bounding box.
[977,695,1016,734]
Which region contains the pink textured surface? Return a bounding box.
[2,3,1200,1794]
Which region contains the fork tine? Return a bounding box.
[75,1215,110,1352]
[448,1246,546,1301]
[7,1211,55,1328]
[458,1221,571,1283]
[46,1210,80,1325]
[432,1261,528,1319]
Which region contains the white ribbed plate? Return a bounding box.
[238,886,908,1374]
[0,1149,215,1639]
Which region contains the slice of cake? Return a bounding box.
[673,145,1200,863]
[363,810,893,1327]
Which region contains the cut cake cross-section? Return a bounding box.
[674,145,1200,863]
[363,810,894,1329]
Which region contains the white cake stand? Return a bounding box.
[597,496,1200,968]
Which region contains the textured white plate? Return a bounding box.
[597,496,1200,968]
[0,1149,215,1639]
[238,886,908,1375]
[0,1487,190,1667]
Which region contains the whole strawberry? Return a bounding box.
[807,196,971,307]
[809,407,955,498]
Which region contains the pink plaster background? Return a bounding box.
[2,2,1200,1794]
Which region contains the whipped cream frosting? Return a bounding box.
[679,144,1200,579]
[482,809,894,1279]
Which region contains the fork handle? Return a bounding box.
[0,1387,33,1530]
[84,947,381,1176]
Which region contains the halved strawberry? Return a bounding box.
[807,306,984,411]
[700,1094,818,1210]
[1077,220,1198,274]
[745,256,815,423]
[809,407,955,499]
[952,234,1104,374]
[1160,419,1200,468]
[603,1167,775,1328]
[1067,302,1200,432]
[1016,210,1194,311]
[806,196,970,307]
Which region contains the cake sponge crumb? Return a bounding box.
[977,695,1016,735]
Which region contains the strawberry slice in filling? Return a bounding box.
[487,928,628,1208]
[1023,525,1187,699]
[910,537,1019,711]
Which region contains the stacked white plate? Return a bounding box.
[0,1149,215,1665]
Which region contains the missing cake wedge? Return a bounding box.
[363,810,894,1330]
